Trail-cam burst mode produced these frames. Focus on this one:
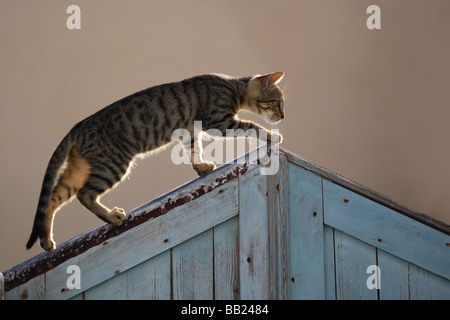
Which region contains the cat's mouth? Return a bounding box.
[269,115,283,124]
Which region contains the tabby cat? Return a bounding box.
[26,72,285,251]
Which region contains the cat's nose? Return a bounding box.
[281,112,285,119]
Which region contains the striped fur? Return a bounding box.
[27,72,285,251]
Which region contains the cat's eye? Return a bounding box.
[256,99,279,109]
[278,101,283,111]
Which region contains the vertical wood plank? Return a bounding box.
[214,217,240,300]
[287,163,325,299]
[323,226,336,300]
[377,249,410,300]
[84,271,128,300]
[268,153,288,299]
[334,230,378,300]
[378,249,450,300]
[126,250,171,299]
[172,229,214,299]
[408,263,450,299]
[239,169,269,299]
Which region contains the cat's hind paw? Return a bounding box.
[41,236,56,252]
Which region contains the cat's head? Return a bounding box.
[242,72,285,123]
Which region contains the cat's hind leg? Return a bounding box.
[184,135,215,176]
[42,146,91,251]
[77,187,126,226]
[76,169,127,226]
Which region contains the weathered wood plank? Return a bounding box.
[323,180,450,280]
[287,162,325,299]
[44,181,238,299]
[69,292,84,300]
[125,250,171,299]
[377,249,410,300]
[84,271,128,300]
[4,274,46,300]
[408,263,450,299]
[79,250,172,300]
[283,148,449,235]
[268,153,288,299]
[377,249,450,300]
[213,217,240,300]
[239,168,270,299]
[172,229,214,299]
[334,230,378,300]
[323,226,336,300]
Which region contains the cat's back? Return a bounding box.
[68,73,242,141]
[180,73,243,109]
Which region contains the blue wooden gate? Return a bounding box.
[1,147,449,299]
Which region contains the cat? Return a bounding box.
[26,72,285,251]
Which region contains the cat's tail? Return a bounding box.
[26,133,74,250]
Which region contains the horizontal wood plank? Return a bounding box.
[283,148,449,235]
[45,181,238,299]
[323,180,450,280]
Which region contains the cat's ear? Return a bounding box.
[258,72,284,88]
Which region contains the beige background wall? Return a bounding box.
[1,0,449,271]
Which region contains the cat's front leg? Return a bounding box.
[182,135,215,176]
[213,119,283,144]
[266,130,283,144]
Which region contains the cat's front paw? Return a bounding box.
[267,131,283,144]
[193,161,216,176]
[108,207,127,226]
